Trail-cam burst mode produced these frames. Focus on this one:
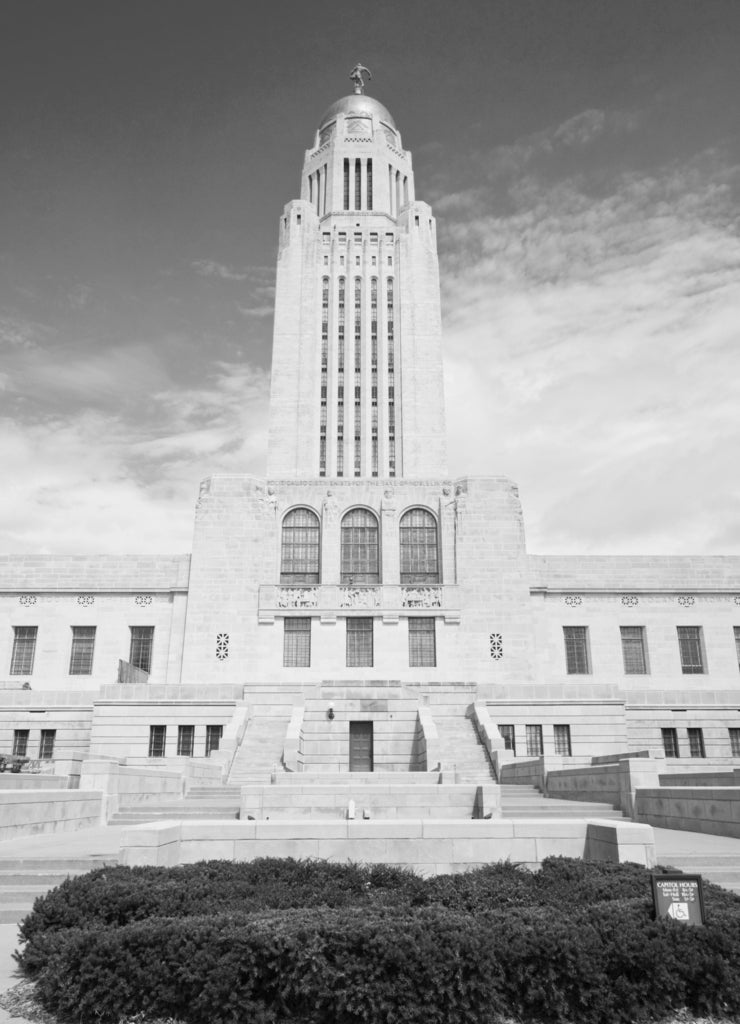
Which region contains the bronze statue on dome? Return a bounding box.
[349,63,372,94]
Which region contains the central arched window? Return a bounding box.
[400,508,439,584]
[341,509,379,584]
[281,508,320,584]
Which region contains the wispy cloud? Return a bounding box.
[438,108,740,554]
[192,259,253,281]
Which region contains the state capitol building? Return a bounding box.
[2,71,740,781]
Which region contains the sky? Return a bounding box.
[1,0,739,557]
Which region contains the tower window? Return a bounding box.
[525,725,543,757]
[347,617,373,667]
[620,626,648,674]
[687,727,706,758]
[343,159,350,210]
[149,725,166,758]
[355,158,361,210]
[341,509,379,584]
[554,724,572,756]
[661,727,679,758]
[677,626,706,674]
[409,618,436,667]
[284,618,311,667]
[130,626,154,674]
[69,626,96,675]
[10,626,37,675]
[281,508,320,584]
[563,626,590,674]
[400,509,439,584]
[734,626,740,670]
[367,158,373,210]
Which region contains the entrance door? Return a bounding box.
[349,721,373,772]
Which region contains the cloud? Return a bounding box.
[191,259,252,281]
[437,118,740,554]
[0,314,53,350]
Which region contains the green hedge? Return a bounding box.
[16,857,740,1024]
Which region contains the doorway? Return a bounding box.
[349,721,373,772]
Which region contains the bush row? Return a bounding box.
[23,855,725,955]
[28,900,740,1024]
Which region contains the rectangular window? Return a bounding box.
[10,625,38,675]
[563,626,590,674]
[687,728,706,758]
[69,626,96,675]
[12,730,29,757]
[661,727,679,758]
[177,725,194,757]
[734,627,740,671]
[729,728,740,757]
[129,626,154,673]
[620,626,648,674]
[206,725,223,757]
[283,618,311,667]
[554,724,572,756]
[38,729,55,760]
[408,618,436,667]
[347,617,373,668]
[525,725,543,757]
[498,724,516,754]
[677,626,705,674]
[148,725,166,758]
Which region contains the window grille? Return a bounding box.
[687,727,706,758]
[284,618,311,667]
[216,633,229,660]
[661,727,679,758]
[408,617,436,667]
[554,724,572,756]
[563,626,590,674]
[347,617,373,667]
[343,159,349,210]
[280,508,320,584]
[366,158,373,210]
[734,626,740,671]
[525,724,543,757]
[69,626,96,675]
[206,725,223,757]
[400,509,439,584]
[38,729,56,760]
[729,728,740,757]
[13,730,29,757]
[620,626,648,674]
[10,626,37,675]
[177,725,195,757]
[129,626,154,673]
[677,626,705,674]
[498,725,515,753]
[355,158,361,210]
[149,725,166,758]
[341,509,379,584]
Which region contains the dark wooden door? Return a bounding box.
[349,721,373,772]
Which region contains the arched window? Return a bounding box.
[280,508,320,584]
[400,508,439,584]
[341,509,379,584]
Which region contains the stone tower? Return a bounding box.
[267,85,447,479]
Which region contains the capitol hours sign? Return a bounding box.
[651,874,705,926]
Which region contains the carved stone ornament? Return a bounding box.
[277,588,319,609]
[340,587,380,609]
[564,595,582,607]
[402,587,442,609]
[19,595,37,606]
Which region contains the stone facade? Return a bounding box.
[1,85,739,775]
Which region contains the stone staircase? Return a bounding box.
[500,784,624,820]
[0,855,118,925]
[435,713,495,784]
[654,853,740,896]
[228,715,292,784]
[109,785,241,825]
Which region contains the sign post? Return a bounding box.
[651,874,705,926]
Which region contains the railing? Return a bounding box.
[258,584,460,623]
